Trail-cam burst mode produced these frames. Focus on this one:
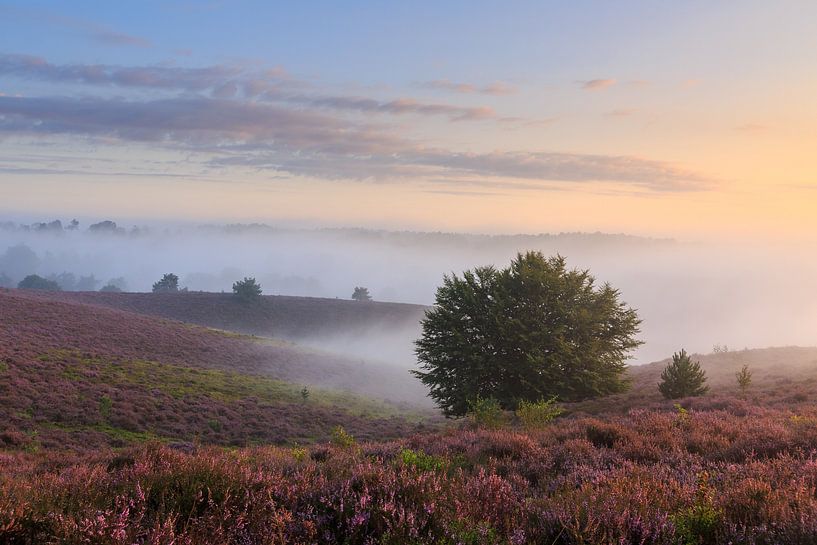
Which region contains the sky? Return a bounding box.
[1,1,816,238]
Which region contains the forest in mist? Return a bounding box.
[2,218,816,364]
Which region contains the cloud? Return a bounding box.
[0,55,492,121]
[422,79,516,96]
[0,54,243,92]
[0,94,712,192]
[579,79,617,91]
[0,7,151,48]
[284,94,495,121]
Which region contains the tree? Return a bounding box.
[99,283,122,293]
[0,272,12,288]
[152,273,179,293]
[413,252,642,417]
[18,274,61,291]
[351,286,372,301]
[101,277,127,292]
[232,277,262,302]
[658,349,709,399]
[736,364,752,398]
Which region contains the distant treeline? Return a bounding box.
[1,218,674,244]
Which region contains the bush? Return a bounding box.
[232,277,262,302]
[736,365,752,398]
[659,349,709,399]
[468,396,505,429]
[351,286,372,301]
[399,448,447,472]
[331,426,356,449]
[17,274,61,291]
[99,283,122,293]
[515,397,563,429]
[152,273,179,293]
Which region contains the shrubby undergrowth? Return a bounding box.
[5,406,817,544]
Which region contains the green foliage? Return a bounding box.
[331,425,356,449]
[232,276,262,302]
[672,472,722,544]
[99,283,122,292]
[736,364,752,397]
[414,252,642,416]
[399,448,447,472]
[291,444,308,462]
[515,397,563,429]
[207,419,222,432]
[659,349,709,399]
[152,273,179,293]
[0,361,8,374]
[351,286,372,301]
[467,396,505,429]
[98,395,113,420]
[300,386,310,402]
[17,274,61,291]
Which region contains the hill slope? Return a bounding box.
[44,290,428,340]
[0,289,434,452]
[568,346,817,414]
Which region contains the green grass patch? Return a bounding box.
[44,349,406,418]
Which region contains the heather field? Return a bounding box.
[0,289,433,451]
[47,290,427,341]
[6,288,817,543]
[5,407,817,544]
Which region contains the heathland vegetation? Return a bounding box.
[4,250,817,543]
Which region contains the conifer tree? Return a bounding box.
[658,349,709,399]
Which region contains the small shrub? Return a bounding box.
[300,386,310,402]
[585,421,621,448]
[291,445,308,462]
[468,396,505,429]
[207,419,222,432]
[672,472,722,544]
[515,397,563,429]
[736,365,752,398]
[331,425,356,449]
[99,283,122,293]
[99,395,113,420]
[399,448,447,472]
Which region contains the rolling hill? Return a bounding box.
[40,290,428,340]
[0,288,435,452]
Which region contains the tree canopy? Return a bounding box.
[413,252,642,416]
[18,274,61,291]
[152,273,179,293]
[351,287,372,301]
[233,277,263,302]
[658,349,709,399]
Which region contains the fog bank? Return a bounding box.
[2,219,816,365]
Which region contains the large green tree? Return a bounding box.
[413,252,642,416]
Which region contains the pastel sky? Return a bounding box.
[1,1,816,238]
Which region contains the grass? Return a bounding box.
[47,349,408,419]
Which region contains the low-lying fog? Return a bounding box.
[3,219,817,366]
